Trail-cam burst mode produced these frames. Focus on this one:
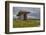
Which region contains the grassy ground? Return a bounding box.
[13,19,40,28]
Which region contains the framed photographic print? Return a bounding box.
[5,1,45,34]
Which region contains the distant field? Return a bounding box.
[13,19,40,28]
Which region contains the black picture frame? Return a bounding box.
[5,1,45,34]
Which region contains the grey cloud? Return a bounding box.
[13,7,40,19]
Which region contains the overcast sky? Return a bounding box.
[13,7,40,19]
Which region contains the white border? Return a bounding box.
[9,3,43,32]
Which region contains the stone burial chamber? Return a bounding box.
[17,10,30,20]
